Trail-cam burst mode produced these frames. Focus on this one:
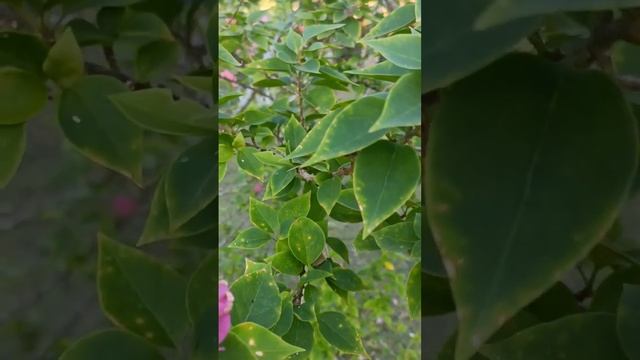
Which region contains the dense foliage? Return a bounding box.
[427,1,640,359]
[218,0,421,358]
[1,0,217,358]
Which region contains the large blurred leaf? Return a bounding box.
[354,140,420,237]
[480,313,627,359]
[186,252,216,324]
[110,88,215,136]
[98,234,188,347]
[476,0,640,29]
[424,0,537,92]
[0,124,26,188]
[427,53,638,359]
[617,284,640,359]
[59,329,163,360]
[43,28,84,87]
[62,0,145,13]
[59,75,143,184]
[0,67,47,125]
[165,138,217,229]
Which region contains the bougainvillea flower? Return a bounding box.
[218,280,234,345]
[220,70,237,83]
[111,195,138,219]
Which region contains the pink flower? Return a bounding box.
[252,182,265,195]
[111,195,138,219]
[219,280,234,345]
[260,15,270,23]
[220,70,237,83]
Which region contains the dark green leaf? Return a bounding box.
[302,23,345,42]
[406,262,421,318]
[317,177,341,214]
[370,71,421,131]
[231,322,305,359]
[327,237,349,264]
[317,311,366,355]
[372,221,420,255]
[228,227,272,249]
[344,61,411,81]
[332,268,366,291]
[0,32,47,75]
[288,217,325,265]
[135,40,180,82]
[271,292,294,336]
[617,284,640,359]
[186,253,216,324]
[277,192,311,233]
[362,34,420,70]
[287,108,341,159]
[43,28,84,87]
[59,329,163,360]
[270,250,304,275]
[230,269,281,328]
[282,318,314,359]
[0,124,26,188]
[364,3,415,39]
[250,197,279,234]
[0,67,47,125]
[284,115,306,153]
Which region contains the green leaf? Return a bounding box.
[270,167,296,195]
[277,192,311,233]
[617,284,640,359]
[406,262,421,319]
[253,78,288,87]
[416,0,421,23]
[59,75,142,184]
[319,65,356,85]
[295,59,321,74]
[0,124,26,188]
[284,115,306,153]
[0,67,47,125]
[286,28,303,53]
[345,61,411,81]
[288,217,325,265]
[270,250,304,275]
[287,108,341,159]
[355,140,420,237]
[244,109,273,125]
[300,268,332,283]
[43,28,84,87]
[230,269,281,328]
[427,53,638,359]
[424,0,537,92]
[332,268,366,291]
[249,197,279,234]
[370,71,420,131]
[186,253,216,324]
[423,273,455,316]
[271,292,294,336]
[476,0,640,29]
[135,40,180,82]
[237,148,265,180]
[305,86,336,112]
[165,138,217,229]
[0,32,48,76]
[317,311,366,355]
[228,227,272,249]
[275,44,298,64]
[371,221,420,254]
[364,3,415,39]
[282,318,314,359]
[219,44,240,66]
[480,313,627,359]
[362,34,420,70]
[218,332,256,360]
[67,19,112,46]
[302,23,345,43]
[317,177,341,214]
[98,234,188,347]
[327,237,350,264]
[304,95,387,165]
[231,322,305,360]
[110,88,215,136]
[59,329,163,360]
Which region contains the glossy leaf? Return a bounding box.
[249,197,279,234]
[304,95,387,165]
[228,227,272,249]
[0,124,26,188]
[332,268,366,291]
[287,108,341,159]
[270,250,304,275]
[58,75,142,184]
[230,269,281,327]
[286,28,303,53]
[110,88,215,136]
[59,329,163,360]
[98,234,188,347]
[288,217,325,265]
[355,141,420,237]
[237,148,265,180]
[270,167,296,195]
[282,318,314,359]
[617,284,640,359]
[305,86,335,112]
[284,115,306,153]
[219,332,255,360]
[327,237,350,264]
[231,322,305,360]
[165,138,217,229]
[317,311,366,355]
[277,192,311,233]
[219,44,240,66]
[345,61,411,81]
[427,53,638,359]
[0,67,47,125]
[317,177,341,214]
[43,28,84,87]
[370,71,421,131]
[362,34,420,70]
[271,292,294,336]
[364,3,415,39]
[480,313,627,359]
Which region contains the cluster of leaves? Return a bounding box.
[1,0,221,358]
[218,0,421,358]
[426,1,640,359]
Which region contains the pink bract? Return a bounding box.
[218,280,234,345]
